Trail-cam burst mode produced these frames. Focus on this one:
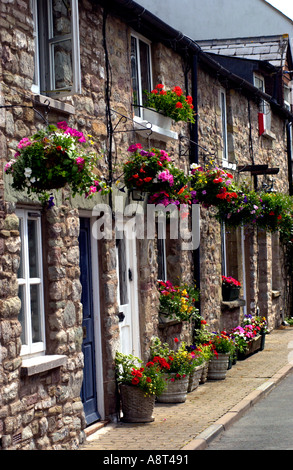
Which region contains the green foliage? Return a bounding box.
[115,352,166,397]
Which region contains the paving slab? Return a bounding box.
[80,327,293,451]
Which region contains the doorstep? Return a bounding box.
[84,420,110,438]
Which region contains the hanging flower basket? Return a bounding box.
[122,143,191,206]
[5,122,110,206]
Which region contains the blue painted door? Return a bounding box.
[79,217,101,425]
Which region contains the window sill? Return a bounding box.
[21,354,67,377]
[133,116,178,142]
[261,129,276,140]
[222,160,237,171]
[33,94,75,115]
[272,290,281,299]
[221,298,246,310]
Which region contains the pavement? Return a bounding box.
[79,326,293,451]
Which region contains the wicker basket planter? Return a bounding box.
[119,384,155,423]
[156,373,189,403]
[188,364,204,392]
[207,353,230,380]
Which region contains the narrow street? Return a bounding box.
[207,369,293,450]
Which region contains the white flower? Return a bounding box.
[190,163,201,170]
[30,177,36,183]
[24,167,32,177]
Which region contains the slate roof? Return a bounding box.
[197,35,290,68]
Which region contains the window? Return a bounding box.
[254,73,271,133]
[17,209,46,357]
[131,33,152,118]
[157,220,167,282]
[220,88,228,163]
[32,0,81,97]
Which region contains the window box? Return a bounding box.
[134,115,178,142]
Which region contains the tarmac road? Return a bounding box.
[207,369,293,450]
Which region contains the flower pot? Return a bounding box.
[260,331,266,351]
[156,373,189,403]
[119,384,155,423]
[143,108,172,130]
[200,360,209,384]
[222,286,240,301]
[188,364,204,392]
[238,335,262,360]
[159,311,179,324]
[207,353,230,380]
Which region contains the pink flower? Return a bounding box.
[75,157,85,170]
[157,169,174,186]
[128,143,143,152]
[17,138,32,149]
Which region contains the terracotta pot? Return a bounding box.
[120,384,155,423]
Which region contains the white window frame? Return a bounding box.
[32,0,81,97]
[131,31,153,118]
[254,73,272,132]
[16,209,46,358]
[157,221,167,282]
[220,88,228,163]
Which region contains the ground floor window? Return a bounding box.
[16,208,46,357]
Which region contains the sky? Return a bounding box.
[266,0,293,20]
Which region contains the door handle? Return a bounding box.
[118,312,125,322]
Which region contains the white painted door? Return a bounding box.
[116,220,140,358]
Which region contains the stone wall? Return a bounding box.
[197,67,290,331]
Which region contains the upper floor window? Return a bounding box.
[32,0,81,97]
[131,32,152,118]
[17,209,46,358]
[254,73,271,133]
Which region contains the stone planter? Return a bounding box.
[156,373,189,403]
[143,108,172,130]
[222,285,240,301]
[207,353,230,380]
[200,360,209,384]
[238,335,262,360]
[158,311,179,324]
[188,364,204,392]
[119,384,155,423]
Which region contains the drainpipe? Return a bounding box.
[287,122,293,196]
[191,54,201,321]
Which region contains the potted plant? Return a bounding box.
[115,352,166,423]
[187,350,205,393]
[157,280,200,323]
[189,319,215,383]
[207,332,235,380]
[144,84,196,124]
[122,143,191,206]
[4,121,110,206]
[149,337,194,403]
[222,275,241,301]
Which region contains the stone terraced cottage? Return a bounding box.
[0,0,293,450]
